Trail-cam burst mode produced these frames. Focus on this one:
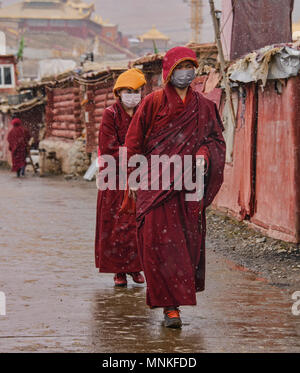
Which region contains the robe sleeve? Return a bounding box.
[7,131,18,153]
[202,102,226,208]
[196,145,210,172]
[98,107,121,159]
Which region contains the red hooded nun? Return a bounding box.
[7,118,30,172]
[124,47,226,308]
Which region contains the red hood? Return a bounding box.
[162,46,198,84]
[12,118,22,127]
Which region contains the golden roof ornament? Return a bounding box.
[139,25,170,42]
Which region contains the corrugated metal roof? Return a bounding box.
[132,53,164,66]
[0,95,45,114]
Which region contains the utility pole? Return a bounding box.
[183,0,203,43]
[190,0,203,43]
[209,0,236,128]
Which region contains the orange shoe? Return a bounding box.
[114,273,127,287]
[128,272,145,284]
[163,307,182,328]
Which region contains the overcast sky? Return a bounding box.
[1,0,300,43]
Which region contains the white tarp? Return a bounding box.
[222,92,239,163]
[37,59,76,80]
[83,159,98,181]
[0,31,6,55]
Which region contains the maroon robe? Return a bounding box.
[95,100,142,273]
[7,119,30,172]
[124,83,226,308]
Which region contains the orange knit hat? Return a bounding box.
[114,68,147,94]
[113,68,146,94]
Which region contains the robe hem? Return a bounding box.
[148,301,197,309]
[97,267,143,274]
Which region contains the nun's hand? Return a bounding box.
[129,188,137,201]
[196,157,208,174]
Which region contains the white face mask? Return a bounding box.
[121,92,141,108]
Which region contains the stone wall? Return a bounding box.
[39,137,91,176]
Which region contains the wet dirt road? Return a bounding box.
[0,169,299,353]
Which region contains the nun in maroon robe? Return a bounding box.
[124,47,226,327]
[95,68,146,287]
[7,118,31,177]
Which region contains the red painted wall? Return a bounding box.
[213,77,300,242]
[251,78,300,242]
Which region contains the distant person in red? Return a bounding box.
[95,68,146,287]
[124,47,226,328]
[7,117,31,178]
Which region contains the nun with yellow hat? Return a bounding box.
[113,68,146,114]
[95,68,146,287]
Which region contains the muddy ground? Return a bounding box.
[206,209,300,290]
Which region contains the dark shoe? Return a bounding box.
[114,273,127,287]
[128,272,145,284]
[164,308,182,329]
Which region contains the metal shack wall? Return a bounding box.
[0,114,12,165]
[213,84,256,221]
[84,84,115,153]
[45,86,83,140]
[250,77,300,242]
[213,77,300,243]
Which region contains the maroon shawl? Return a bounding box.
[125,83,226,223]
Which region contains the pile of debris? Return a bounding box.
[227,43,300,88]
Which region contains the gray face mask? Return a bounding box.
[170,68,195,88]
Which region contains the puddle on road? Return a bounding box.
[90,286,207,353]
[87,262,300,353]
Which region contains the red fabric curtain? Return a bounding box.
[222,0,294,61]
